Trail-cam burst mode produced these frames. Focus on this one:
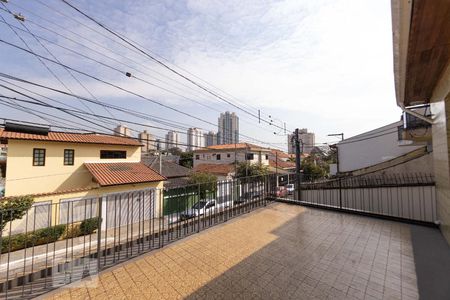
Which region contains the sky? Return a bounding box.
[0,0,401,151]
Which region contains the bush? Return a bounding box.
[0,196,34,231]
[1,224,66,252]
[79,217,100,235]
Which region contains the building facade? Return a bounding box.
[165,131,180,150]
[204,131,218,147]
[187,128,203,151]
[114,124,131,137]
[218,112,239,144]
[287,129,315,154]
[138,130,156,153]
[193,143,270,168]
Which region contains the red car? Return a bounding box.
[275,186,287,198]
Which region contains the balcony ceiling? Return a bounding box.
[403,0,450,106]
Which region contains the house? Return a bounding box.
[334,120,433,176]
[0,123,166,231]
[193,143,270,168]
[141,155,191,187]
[268,149,296,174]
[391,0,450,244]
[193,163,235,181]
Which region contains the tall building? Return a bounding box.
[165,131,179,150]
[288,129,315,154]
[218,111,239,144]
[204,131,218,147]
[114,125,131,137]
[138,130,155,153]
[187,128,203,151]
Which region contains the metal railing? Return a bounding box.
[274,173,437,224]
[0,175,272,299]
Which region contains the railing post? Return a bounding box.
[339,177,342,209]
[96,196,103,272]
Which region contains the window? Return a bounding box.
[100,150,126,159]
[64,149,75,165]
[216,154,221,160]
[195,155,200,160]
[265,154,269,160]
[246,153,254,160]
[33,148,46,166]
[227,153,231,158]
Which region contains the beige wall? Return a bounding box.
[430,63,450,244]
[193,150,269,167]
[4,140,141,197]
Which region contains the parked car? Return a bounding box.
[286,184,295,195]
[275,186,287,198]
[180,200,230,220]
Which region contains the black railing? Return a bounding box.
[0,175,272,299]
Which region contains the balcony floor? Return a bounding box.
[43,202,448,300]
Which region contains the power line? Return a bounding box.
[59,0,291,133]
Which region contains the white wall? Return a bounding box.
[193,150,269,167]
[337,121,422,172]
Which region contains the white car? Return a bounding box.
[180,199,230,220]
[286,184,295,195]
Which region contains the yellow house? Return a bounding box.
[0,124,166,232]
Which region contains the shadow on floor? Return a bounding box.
[410,224,450,300]
[185,203,419,299]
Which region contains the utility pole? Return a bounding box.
[328,133,344,209]
[294,129,302,201]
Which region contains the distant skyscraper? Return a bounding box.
[114,124,131,137]
[288,129,315,154]
[204,131,218,147]
[165,131,179,150]
[138,130,155,153]
[218,111,239,144]
[187,128,203,151]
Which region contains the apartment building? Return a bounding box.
[138,130,156,153]
[218,112,239,144]
[165,130,180,150]
[204,131,218,147]
[287,128,315,154]
[114,124,131,137]
[187,128,203,151]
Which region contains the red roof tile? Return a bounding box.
[84,162,166,186]
[0,128,141,146]
[193,163,235,176]
[269,159,296,169]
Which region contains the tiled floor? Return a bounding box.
[44,203,418,299]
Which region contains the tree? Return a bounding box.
[188,172,218,199]
[301,154,329,181]
[0,196,34,231]
[179,151,193,168]
[235,162,269,178]
[167,147,182,156]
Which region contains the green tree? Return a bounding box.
[179,151,193,168]
[235,162,269,178]
[188,172,218,199]
[168,147,182,156]
[0,196,34,231]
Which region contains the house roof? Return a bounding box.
[194,143,270,152]
[193,163,235,176]
[270,149,291,159]
[84,162,166,187]
[0,128,141,146]
[269,159,296,170]
[141,156,191,178]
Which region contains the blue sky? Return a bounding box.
[0,0,401,150]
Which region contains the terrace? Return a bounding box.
[0,174,449,299]
[43,202,449,300]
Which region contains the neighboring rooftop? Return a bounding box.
[141,156,191,178]
[193,163,235,176]
[0,127,141,146]
[194,143,270,152]
[84,162,166,186]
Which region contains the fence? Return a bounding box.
[0,175,271,299]
[274,173,437,224]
